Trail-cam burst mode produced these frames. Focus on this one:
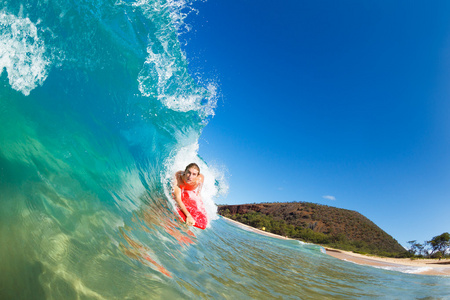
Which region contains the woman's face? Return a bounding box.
[185,167,199,184]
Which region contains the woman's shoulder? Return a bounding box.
[198,174,204,182]
[174,171,184,184]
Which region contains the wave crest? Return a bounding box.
[0,11,51,95]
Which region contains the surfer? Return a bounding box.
[173,163,206,228]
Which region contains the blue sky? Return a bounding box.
[183,0,450,247]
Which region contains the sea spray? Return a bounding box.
[0,11,51,95]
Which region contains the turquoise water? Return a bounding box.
[1,0,449,299]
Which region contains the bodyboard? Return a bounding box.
[176,190,208,229]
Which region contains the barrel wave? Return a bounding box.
[1,1,449,299]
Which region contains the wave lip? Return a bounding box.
[0,11,51,95]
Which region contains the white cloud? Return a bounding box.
[322,195,336,201]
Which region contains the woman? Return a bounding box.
[173,163,207,228]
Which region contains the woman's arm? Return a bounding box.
[197,174,205,197]
[173,173,195,226]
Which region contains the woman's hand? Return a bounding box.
[186,215,196,226]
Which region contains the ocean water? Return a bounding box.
[0,0,449,299]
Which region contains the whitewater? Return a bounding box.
[0,0,449,299]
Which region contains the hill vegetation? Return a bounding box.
[218,202,407,257]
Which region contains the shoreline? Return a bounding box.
[223,216,295,240]
[222,217,450,276]
[324,247,450,276]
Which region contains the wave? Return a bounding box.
[1,0,225,298]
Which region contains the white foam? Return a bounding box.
[373,265,434,274]
[137,48,217,115]
[341,259,436,275]
[125,0,198,33]
[129,0,217,116]
[0,11,50,95]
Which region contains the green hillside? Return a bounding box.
[218,202,406,257]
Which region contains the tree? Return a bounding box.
[416,243,425,257]
[427,232,450,256]
[407,240,424,256]
[407,240,418,255]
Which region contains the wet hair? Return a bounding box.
[185,163,200,174]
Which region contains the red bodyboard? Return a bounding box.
[176,190,208,230]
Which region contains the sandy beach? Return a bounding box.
[324,247,450,276]
[223,217,450,276]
